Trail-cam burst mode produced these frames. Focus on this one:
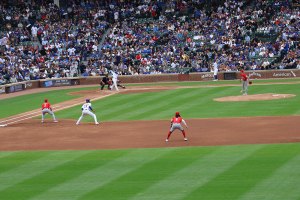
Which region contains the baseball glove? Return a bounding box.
[249,81,253,85]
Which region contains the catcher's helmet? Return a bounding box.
[86,99,90,103]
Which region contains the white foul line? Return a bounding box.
[0,93,115,126]
[0,110,42,123]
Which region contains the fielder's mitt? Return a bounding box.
[249,81,253,85]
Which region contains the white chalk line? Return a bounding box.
[0,105,65,124]
[0,93,115,126]
[0,110,42,123]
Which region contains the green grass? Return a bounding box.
[57,83,300,122]
[2,79,299,120]
[1,79,299,119]
[1,79,300,199]
[0,86,97,118]
[0,143,300,200]
[127,77,300,87]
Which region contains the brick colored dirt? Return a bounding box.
[0,86,300,151]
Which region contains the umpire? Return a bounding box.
[100,74,111,90]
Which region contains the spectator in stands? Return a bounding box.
[0,75,6,85]
[0,0,298,84]
[9,74,18,83]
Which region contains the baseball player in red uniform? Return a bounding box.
[166,112,188,142]
[41,99,58,123]
[240,69,249,95]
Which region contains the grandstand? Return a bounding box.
[0,0,299,85]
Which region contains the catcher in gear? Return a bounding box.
[166,112,188,142]
[100,74,112,90]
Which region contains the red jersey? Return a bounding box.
[42,102,51,110]
[241,72,248,81]
[172,117,183,124]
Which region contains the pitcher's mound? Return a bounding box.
[214,93,295,102]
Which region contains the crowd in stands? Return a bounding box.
[0,0,299,85]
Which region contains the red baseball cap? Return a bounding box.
[175,111,180,115]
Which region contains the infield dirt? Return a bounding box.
[0,85,299,151]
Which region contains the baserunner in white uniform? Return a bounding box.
[109,70,119,91]
[76,99,99,125]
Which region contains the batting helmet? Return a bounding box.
[86,99,90,103]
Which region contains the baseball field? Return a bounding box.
[0,79,300,200]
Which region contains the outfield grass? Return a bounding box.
[127,77,300,87]
[57,83,300,122]
[1,79,299,120]
[1,79,299,119]
[0,143,300,200]
[1,79,300,200]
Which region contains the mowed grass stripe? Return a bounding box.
[58,85,300,121]
[0,152,17,159]
[248,85,300,116]
[53,83,300,121]
[145,87,213,119]
[0,150,127,200]
[0,151,89,193]
[124,87,225,120]
[124,88,200,120]
[176,87,243,118]
[30,148,175,200]
[0,152,47,174]
[239,153,300,200]
[0,87,96,119]
[185,84,300,118]
[55,92,131,119]
[58,89,179,121]
[2,80,300,119]
[103,89,182,121]
[129,145,262,200]
[79,147,216,200]
[148,87,237,119]
[184,143,300,200]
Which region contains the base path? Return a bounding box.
[0,116,300,151]
[1,85,300,151]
